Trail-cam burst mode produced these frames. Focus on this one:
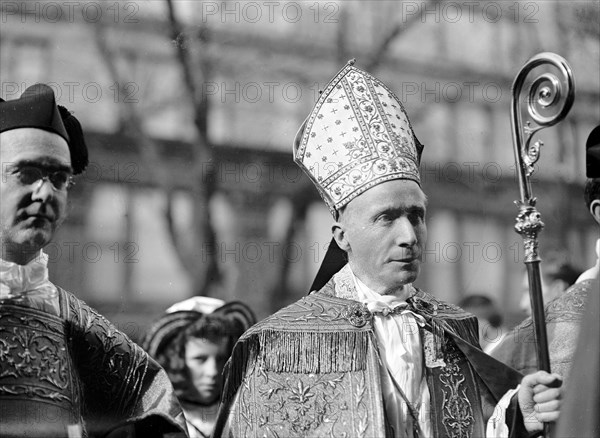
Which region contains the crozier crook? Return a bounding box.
[510,51,574,382]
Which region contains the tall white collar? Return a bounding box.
[348,265,414,305]
[0,251,58,303]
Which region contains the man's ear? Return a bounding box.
[332,221,351,252]
[590,199,600,226]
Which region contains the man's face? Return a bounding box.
[0,128,71,264]
[184,336,229,405]
[336,179,427,294]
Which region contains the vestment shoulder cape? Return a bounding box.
[214,266,528,437]
[491,279,595,379]
[0,287,187,437]
[553,279,600,437]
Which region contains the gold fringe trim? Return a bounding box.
[424,313,480,359]
[259,329,369,374]
[221,329,370,404]
[443,316,480,347]
[430,318,445,360]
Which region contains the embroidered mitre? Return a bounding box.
[293,60,424,215]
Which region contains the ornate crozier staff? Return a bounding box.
[510,52,575,375]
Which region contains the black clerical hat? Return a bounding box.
[587,125,600,178]
[0,84,88,174]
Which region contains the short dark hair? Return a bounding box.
[181,313,238,342]
[545,262,582,287]
[458,294,503,328]
[584,178,600,210]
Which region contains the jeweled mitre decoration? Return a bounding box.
[293,60,424,215]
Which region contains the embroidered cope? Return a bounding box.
[0,254,187,437]
[214,263,528,438]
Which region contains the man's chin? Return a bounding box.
[15,229,53,252]
[389,268,419,286]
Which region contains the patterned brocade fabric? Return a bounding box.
[0,304,82,437]
[0,287,187,437]
[491,279,596,380]
[213,264,525,438]
[231,363,386,436]
[293,60,423,214]
[215,291,388,437]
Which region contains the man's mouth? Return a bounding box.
[20,214,54,225]
[28,214,53,221]
[19,208,53,220]
[391,255,420,263]
[392,260,417,265]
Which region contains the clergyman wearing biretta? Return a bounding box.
[213,61,563,438]
[0,84,186,437]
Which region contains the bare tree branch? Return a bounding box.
[366,0,441,72]
[165,0,220,294]
[93,23,169,185]
[93,19,202,282]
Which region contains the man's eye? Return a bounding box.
[50,171,70,187]
[409,211,425,223]
[16,167,43,184]
[376,214,392,224]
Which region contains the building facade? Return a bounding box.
[1,0,598,337]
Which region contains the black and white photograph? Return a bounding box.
[1,1,598,436]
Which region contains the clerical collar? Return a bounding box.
[0,251,59,314]
[347,264,414,301]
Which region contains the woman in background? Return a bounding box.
[143,297,255,438]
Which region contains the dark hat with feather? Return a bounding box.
[142,297,256,403]
[142,297,256,360]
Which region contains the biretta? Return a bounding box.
[0,83,88,174]
[587,124,600,178]
[293,59,423,216]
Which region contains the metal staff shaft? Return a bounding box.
[525,262,550,371]
[510,52,575,375]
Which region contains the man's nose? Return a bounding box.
[31,179,55,202]
[204,358,219,377]
[394,216,417,247]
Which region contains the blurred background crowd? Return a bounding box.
[1,0,598,342]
